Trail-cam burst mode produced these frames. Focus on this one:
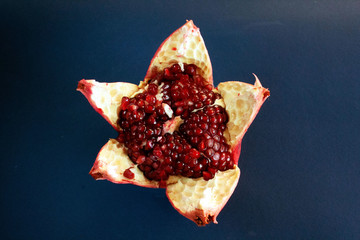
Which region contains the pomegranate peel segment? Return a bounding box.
[145,20,213,85]
[89,139,160,188]
[77,79,139,130]
[166,166,240,226]
[218,76,270,165]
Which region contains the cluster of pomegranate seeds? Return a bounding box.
[137,132,208,182]
[118,63,234,183]
[180,105,232,173]
[159,64,221,119]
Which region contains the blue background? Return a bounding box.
[1,1,359,239]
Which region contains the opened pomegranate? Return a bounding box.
[77,20,269,226]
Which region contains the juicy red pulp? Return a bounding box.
[118,63,234,184]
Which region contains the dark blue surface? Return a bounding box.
[1,1,360,239]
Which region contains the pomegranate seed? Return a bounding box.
[153,148,162,158]
[206,139,214,148]
[206,149,215,157]
[123,168,135,179]
[194,128,203,135]
[198,141,206,151]
[164,157,171,165]
[211,159,219,167]
[145,129,154,137]
[138,99,145,108]
[175,144,183,153]
[213,142,220,151]
[185,64,196,75]
[171,64,182,73]
[194,163,203,172]
[189,159,198,167]
[206,126,215,134]
[148,83,158,95]
[199,123,208,130]
[176,161,184,169]
[180,74,189,82]
[147,116,156,125]
[193,75,202,84]
[145,105,155,113]
[213,152,220,161]
[205,107,215,116]
[128,104,138,111]
[205,84,213,91]
[121,97,130,110]
[189,149,200,159]
[152,162,159,169]
[202,171,212,181]
[167,142,175,150]
[200,115,208,122]
[199,94,206,101]
[175,107,183,115]
[174,101,184,107]
[213,135,220,142]
[145,140,154,150]
[136,155,146,164]
[138,124,145,132]
[165,165,173,174]
[136,93,145,100]
[183,155,190,164]
[210,116,218,124]
[146,95,156,105]
[219,163,226,171]
[164,68,172,79]
[156,106,165,116]
[171,151,178,159]
[194,102,203,109]
[208,167,216,176]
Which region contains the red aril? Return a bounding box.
[77,20,269,226]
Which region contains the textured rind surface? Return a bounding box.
[166,167,240,226]
[90,139,182,188]
[90,139,159,187]
[218,75,270,164]
[145,20,212,85]
[77,80,139,130]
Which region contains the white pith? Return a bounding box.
[78,20,269,225]
[162,103,173,118]
[163,116,183,134]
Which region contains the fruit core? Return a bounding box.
[117,63,234,184]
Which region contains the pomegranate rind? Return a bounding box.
[78,77,268,223]
[90,139,160,188]
[78,21,270,226]
[77,79,139,130]
[145,20,213,85]
[218,75,270,164]
[166,167,240,226]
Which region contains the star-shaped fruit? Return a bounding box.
[77,20,269,226]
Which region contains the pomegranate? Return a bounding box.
[77,20,269,226]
